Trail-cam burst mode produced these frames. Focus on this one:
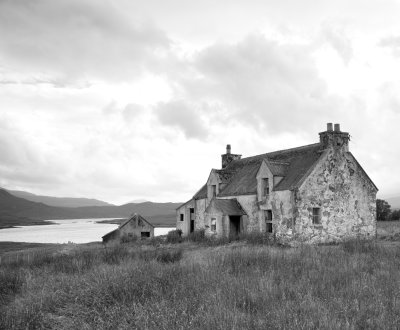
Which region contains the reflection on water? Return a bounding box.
[0,218,175,244]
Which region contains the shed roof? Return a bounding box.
[205,198,246,216]
[119,213,155,229]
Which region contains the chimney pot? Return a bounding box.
[327,123,333,131]
[334,124,341,132]
[226,144,231,154]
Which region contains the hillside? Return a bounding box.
[0,189,181,227]
[8,190,112,207]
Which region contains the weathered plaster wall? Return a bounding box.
[218,195,258,232]
[195,198,207,230]
[259,190,293,238]
[295,149,377,244]
[176,200,195,236]
[203,211,223,237]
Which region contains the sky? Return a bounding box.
[1,0,400,204]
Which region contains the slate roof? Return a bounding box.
[205,198,246,215]
[193,184,207,200]
[195,143,324,198]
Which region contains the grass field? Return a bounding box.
[1,228,400,329]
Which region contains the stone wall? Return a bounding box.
[294,149,377,244]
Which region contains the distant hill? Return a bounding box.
[129,199,149,203]
[8,190,113,207]
[0,189,181,227]
[386,196,400,210]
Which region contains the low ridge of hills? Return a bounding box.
[8,190,113,207]
[0,189,181,228]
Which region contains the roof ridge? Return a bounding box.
[239,142,321,161]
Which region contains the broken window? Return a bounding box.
[211,218,216,232]
[312,208,321,225]
[262,178,270,196]
[265,210,273,233]
[180,213,184,221]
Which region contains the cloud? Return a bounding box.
[154,100,208,139]
[163,33,340,136]
[320,23,353,65]
[379,36,400,57]
[0,0,171,84]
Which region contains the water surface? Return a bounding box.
[0,219,175,244]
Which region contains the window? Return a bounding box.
[141,232,150,238]
[265,210,273,233]
[263,178,270,196]
[212,185,217,197]
[211,218,216,232]
[180,213,184,221]
[312,208,321,225]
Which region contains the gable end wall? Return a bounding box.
[294,149,377,243]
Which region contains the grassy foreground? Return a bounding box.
[1,235,400,330]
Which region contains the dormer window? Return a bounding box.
[212,185,217,197]
[262,178,269,196]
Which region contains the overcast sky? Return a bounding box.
[1,0,400,204]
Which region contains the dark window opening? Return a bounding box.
[190,208,195,233]
[211,218,216,232]
[212,185,217,197]
[180,213,184,221]
[141,232,150,238]
[312,208,321,225]
[265,210,273,233]
[263,178,270,196]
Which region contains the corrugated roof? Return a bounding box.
[205,198,246,215]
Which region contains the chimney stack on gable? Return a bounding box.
[319,123,350,152]
[226,144,231,154]
[221,144,241,169]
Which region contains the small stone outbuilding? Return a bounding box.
[176,123,378,244]
[102,213,154,244]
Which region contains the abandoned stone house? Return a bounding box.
[102,213,154,244]
[176,123,378,244]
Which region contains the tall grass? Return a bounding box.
[1,241,399,329]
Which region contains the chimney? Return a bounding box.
[221,144,241,169]
[226,144,231,154]
[319,123,350,152]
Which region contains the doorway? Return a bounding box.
[229,216,241,237]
